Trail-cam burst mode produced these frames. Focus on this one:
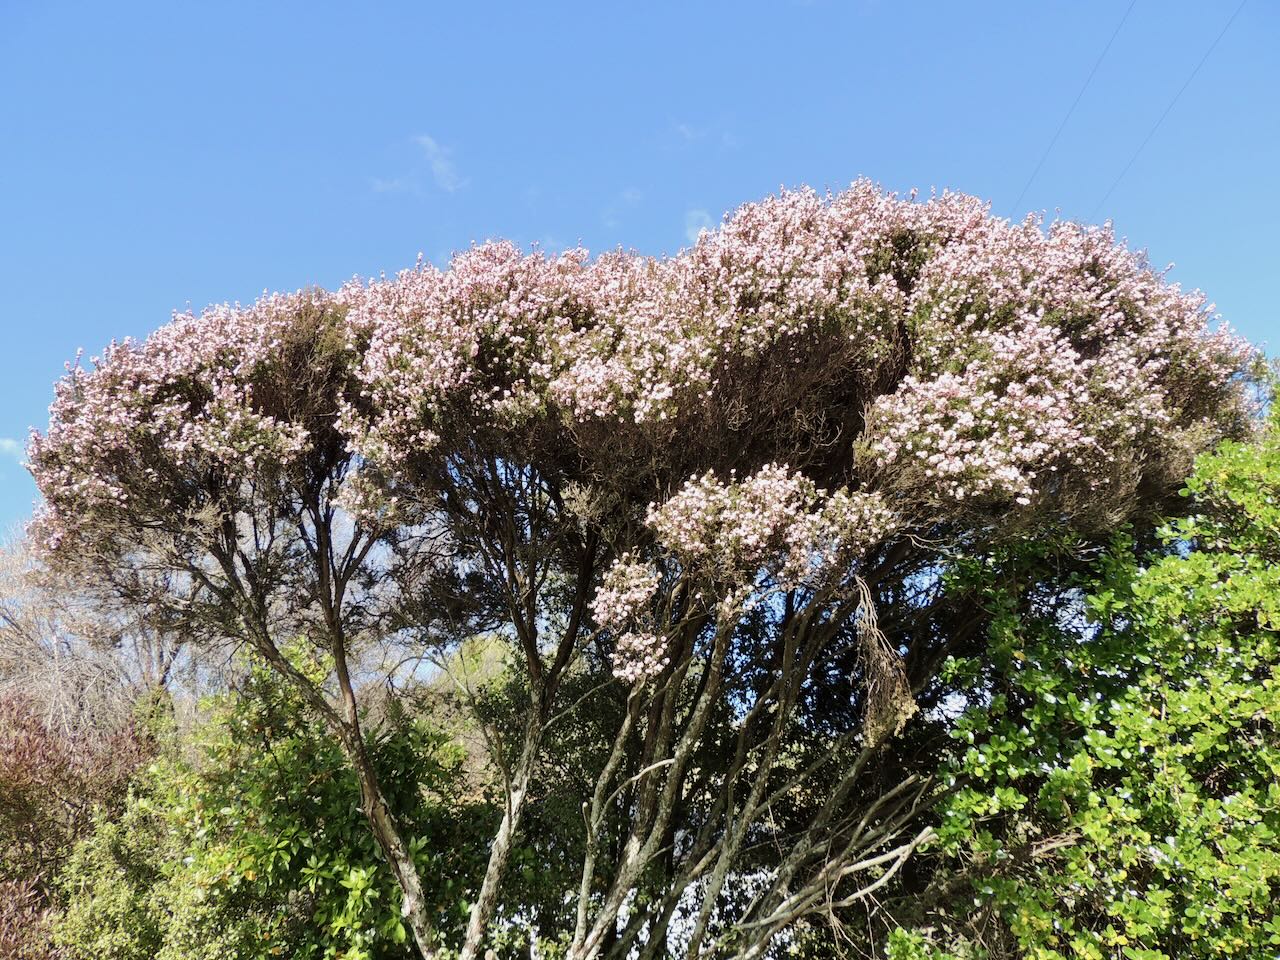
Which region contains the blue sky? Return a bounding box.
[1,1,1276,533]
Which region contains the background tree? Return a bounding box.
[0,538,165,959]
[28,181,1258,958]
[0,693,150,960]
[0,538,192,733]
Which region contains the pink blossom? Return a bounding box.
[26,181,1257,687]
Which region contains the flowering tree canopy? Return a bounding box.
[28,181,1257,959]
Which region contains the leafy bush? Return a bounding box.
[904,415,1280,958]
[56,656,490,960]
[0,877,64,960]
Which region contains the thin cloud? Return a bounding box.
[674,122,703,142]
[603,187,644,229]
[369,135,468,197]
[684,208,714,245]
[0,438,25,463]
[671,120,739,150]
[413,135,467,193]
[370,176,418,195]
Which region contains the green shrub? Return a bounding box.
[55,655,490,960]
[908,417,1280,958]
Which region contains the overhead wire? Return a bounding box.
[1089,0,1248,221]
[1009,0,1138,218]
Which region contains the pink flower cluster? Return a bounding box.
[865,206,1251,508]
[590,558,666,683]
[647,465,896,588]
[339,243,592,465]
[589,466,897,681]
[26,181,1256,684]
[590,557,661,631]
[339,183,948,455]
[332,184,1250,513]
[609,631,667,685]
[28,291,334,550]
[869,319,1096,504]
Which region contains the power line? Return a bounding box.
[1010,0,1137,219]
[1090,0,1248,222]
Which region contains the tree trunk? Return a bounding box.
[243,623,441,957]
[352,745,438,958]
[321,651,438,959]
[459,711,543,960]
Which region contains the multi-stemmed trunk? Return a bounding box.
[458,711,543,960]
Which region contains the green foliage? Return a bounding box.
[55,655,490,960]
[911,417,1280,957]
[0,694,151,960]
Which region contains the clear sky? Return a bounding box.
[1,0,1276,533]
